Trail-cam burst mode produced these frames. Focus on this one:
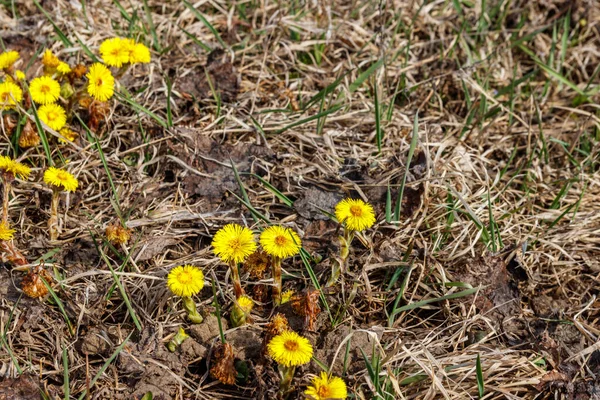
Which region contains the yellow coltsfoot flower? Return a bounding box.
[43,167,78,192]
[127,40,151,64]
[260,225,302,259]
[267,330,313,367]
[30,76,61,104]
[304,372,348,400]
[167,265,205,298]
[100,38,130,67]
[335,198,376,232]
[230,294,254,327]
[41,49,60,68]
[86,63,115,101]
[0,156,31,179]
[0,222,16,241]
[0,50,20,70]
[212,224,257,264]
[0,81,23,109]
[57,62,71,74]
[38,104,67,131]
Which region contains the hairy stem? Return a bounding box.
[229,260,244,299]
[271,256,282,305]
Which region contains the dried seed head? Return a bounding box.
[243,249,270,279]
[265,313,290,336]
[18,121,40,148]
[72,64,87,79]
[291,289,321,331]
[105,223,131,245]
[21,267,53,298]
[3,114,17,136]
[210,342,236,385]
[252,283,268,304]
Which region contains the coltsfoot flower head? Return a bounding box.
[15,70,26,81]
[267,330,313,367]
[38,104,67,131]
[167,265,205,297]
[212,224,257,264]
[281,289,294,304]
[243,249,270,278]
[0,155,31,179]
[86,63,115,101]
[21,266,53,298]
[0,81,23,109]
[305,372,348,400]
[106,223,131,245]
[100,38,130,67]
[231,294,254,327]
[30,76,61,104]
[59,127,78,143]
[265,313,290,336]
[0,222,16,241]
[335,198,376,232]
[0,50,20,70]
[127,40,151,64]
[18,121,40,148]
[260,225,302,259]
[57,62,71,74]
[210,342,236,385]
[41,49,60,68]
[43,167,78,192]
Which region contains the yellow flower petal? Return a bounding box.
[167,265,205,297]
[334,198,376,231]
[212,224,257,264]
[305,372,348,400]
[38,104,67,131]
[30,76,61,104]
[86,63,115,101]
[43,167,78,192]
[267,330,313,367]
[260,226,301,259]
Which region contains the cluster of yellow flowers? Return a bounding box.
[0,37,150,146]
[162,198,376,397]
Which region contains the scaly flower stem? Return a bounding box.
[167,327,189,352]
[1,173,12,224]
[271,256,282,305]
[182,296,203,324]
[229,260,244,299]
[48,188,60,241]
[278,365,296,399]
[327,228,354,286]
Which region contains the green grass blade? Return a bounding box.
[114,91,168,128]
[476,354,485,398]
[182,0,227,50]
[231,159,260,223]
[390,287,481,316]
[32,0,73,47]
[275,104,342,134]
[393,113,419,221]
[178,25,211,52]
[41,276,74,336]
[349,58,384,93]
[63,347,70,399]
[374,79,383,153]
[250,174,293,207]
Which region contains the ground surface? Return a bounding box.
[1,0,600,399]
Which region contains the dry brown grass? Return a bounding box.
[1,0,599,399]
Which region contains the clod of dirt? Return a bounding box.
[0,374,39,399]
[132,236,179,262]
[454,253,521,324]
[302,219,338,256]
[188,314,229,343]
[179,338,208,362]
[76,327,113,357]
[177,48,239,103]
[171,132,274,210]
[530,294,568,319]
[295,187,343,221]
[311,325,378,376]
[227,327,262,360]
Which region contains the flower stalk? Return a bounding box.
[48,188,60,241]
[271,256,282,305]
[229,259,244,299]
[182,295,203,324]
[166,327,189,352]
[277,365,296,398]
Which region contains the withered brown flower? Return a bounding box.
[21,266,53,298]
[243,249,270,279]
[210,342,236,385]
[291,289,321,331]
